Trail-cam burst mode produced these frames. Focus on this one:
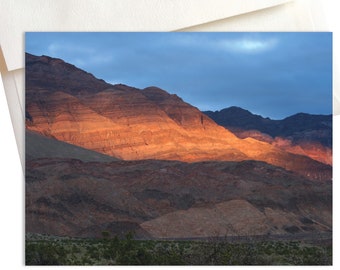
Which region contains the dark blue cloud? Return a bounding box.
[26,32,332,119]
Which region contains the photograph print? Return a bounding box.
[25,32,332,265]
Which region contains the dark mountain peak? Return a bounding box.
[281,112,332,131]
[220,106,263,119]
[204,106,268,131]
[283,112,332,121]
[143,86,169,95]
[25,52,110,95]
[288,112,311,117]
[206,106,264,119]
[26,53,77,71]
[142,86,183,103]
[283,112,315,122]
[221,106,251,114]
[205,106,332,134]
[204,106,333,162]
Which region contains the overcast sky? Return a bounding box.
[26,32,332,119]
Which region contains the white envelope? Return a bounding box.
[0,0,338,167]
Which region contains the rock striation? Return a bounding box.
[25,53,331,181]
[204,107,332,165]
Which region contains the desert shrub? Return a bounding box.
[101,230,110,239]
[26,241,67,265]
[25,235,332,266]
[219,242,259,265]
[149,243,184,265]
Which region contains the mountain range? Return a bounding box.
[204,107,332,165]
[25,53,332,240]
[25,53,331,181]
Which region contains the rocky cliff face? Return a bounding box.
[204,107,332,165]
[25,53,331,181]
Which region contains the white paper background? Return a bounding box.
[0,0,338,268]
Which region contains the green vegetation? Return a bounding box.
[25,233,332,265]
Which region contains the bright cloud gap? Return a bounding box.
[220,38,278,53]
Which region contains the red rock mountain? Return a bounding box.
[25,53,331,181]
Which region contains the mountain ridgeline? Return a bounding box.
[25,53,331,181]
[204,107,332,165]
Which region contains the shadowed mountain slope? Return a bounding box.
[26,130,118,162]
[204,107,332,165]
[26,158,332,239]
